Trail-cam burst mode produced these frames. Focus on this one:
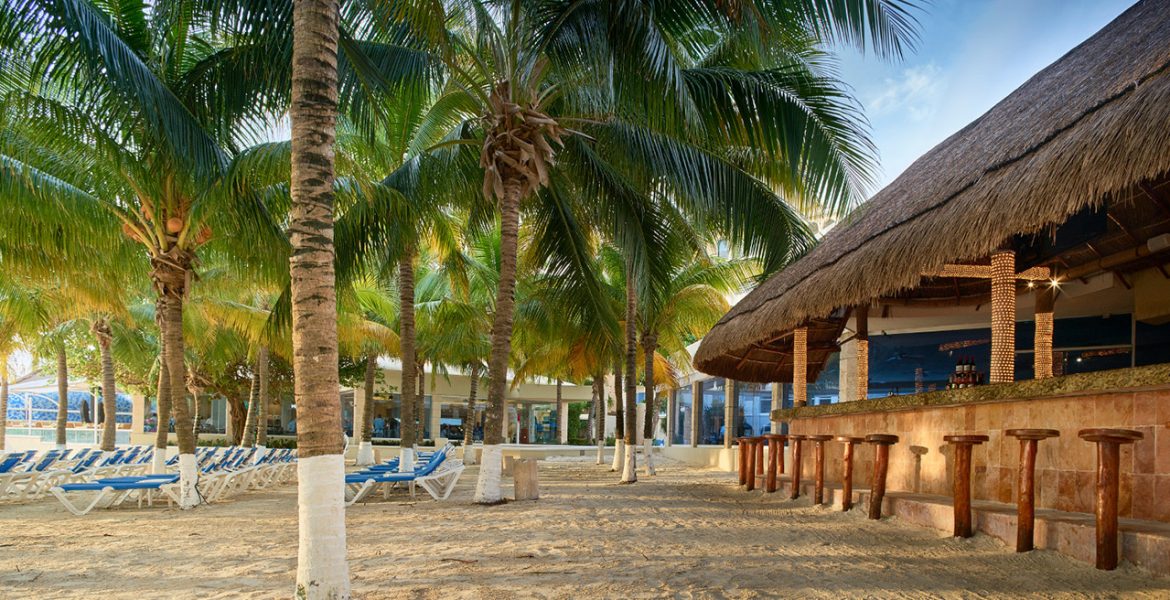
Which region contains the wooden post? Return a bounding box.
[1079,428,1144,570]
[789,434,806,499]
[690,381,701,448]
[1006,429,1060,551]
[866,434,899,519]
[513,458,540,500]
[855,306,869,401]
[793,327,808,407]
[746,438,758,491]
[1034,286,1055,380]
[765,434,786,493]
[944,435,989,538]
[991,250,1016,384]
[737,437,750,485]
[808,435,833,505]
[836,436,864,511]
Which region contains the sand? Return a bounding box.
[1,456,1167,599]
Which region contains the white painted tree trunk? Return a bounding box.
[621,440,637,483]
[474,445,503,504]
[177,453,199,509]
[398,447,415,473]
[151,450,167,474]
[643,438,656,476]
[610,439,624,472]
[356,441,374,466]
[295,454,350,599]
[463,444,478,465]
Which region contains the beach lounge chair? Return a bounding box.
[345,448,464,505]
[49,475,181,516]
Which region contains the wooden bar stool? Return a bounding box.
[737,437,752,486]
[789,435,807,500]
[865,434,899,520]
[835,436,865,511]
[1079,428,1143,570]
[764,434,787,493]
[755,436,766,476]
[943,434,990,538]
[745,437,761,491]
[806,435,834,505]
[1005,429,1060,552]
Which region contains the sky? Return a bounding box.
[837,0,1135,192]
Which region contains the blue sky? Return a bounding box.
[838,0,1135,192]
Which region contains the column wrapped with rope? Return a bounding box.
[793,326,808,406]
[1034,284,1055,379]
[855,306,869,402]
[990,250,1017,384]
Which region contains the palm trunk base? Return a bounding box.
[610,440,624,472]
[462,444,478,465]
[397,447,415,473]
[474,445,506,504]
[355,441,375,466]
[151,451,167,475]
[178,453,200,509]
[295,454,350,600]
[643,438,656,476]
[621,442,638,483]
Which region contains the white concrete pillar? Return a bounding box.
[428,396,441,443]
[131,393,146,433]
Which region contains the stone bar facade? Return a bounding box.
[777,373,1170,523]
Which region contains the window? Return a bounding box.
[672,387,692,445]
[699,378,726,445]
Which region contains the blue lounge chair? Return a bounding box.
[50,475,181,515]
[345,448,463,504]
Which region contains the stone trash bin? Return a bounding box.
[513,458,539,501]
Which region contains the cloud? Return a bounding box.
[867,63,943,122]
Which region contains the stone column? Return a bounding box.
[1034,286,1055,379]
[429,396,442,442]
[723,379,735,448]
[690,381,701,447]
[991,250,1016,384]
[353,383,367,441]
[131,393,147,433]
[793,326,808,406]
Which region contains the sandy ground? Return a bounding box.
[1,456,1168,599]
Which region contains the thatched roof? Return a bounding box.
[695,0,1170,383]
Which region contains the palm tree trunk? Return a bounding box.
[621,261,638,483]
[593,376,604,465]
[462,364,479,464]
[55,343,68,450]
[355,353,375,466]
[290,0,349,594]
[610,360,624,472]
[257,346,269,448]
[416,359,425,441]
[243,367,259,447]
[642,332,657,476]
[475,178,523,504]
[190,386,200,444]
[398,248,417,471]
[153,250,198,507]
[94,318,118,451]
[152,356,169,474]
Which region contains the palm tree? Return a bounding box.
[288,0,349,596]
